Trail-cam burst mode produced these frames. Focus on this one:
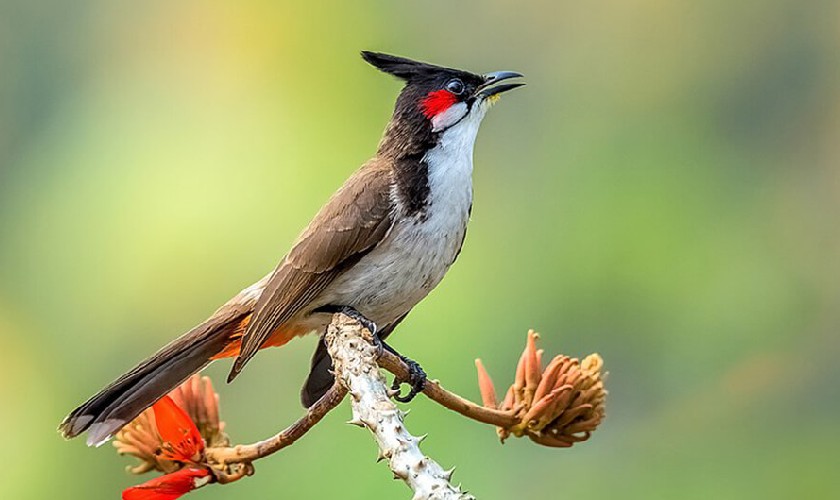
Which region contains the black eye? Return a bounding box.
[445,79,465,95]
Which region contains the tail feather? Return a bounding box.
[59,279,267,445]
[60,312,247,446]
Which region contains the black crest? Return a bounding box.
[362,51,446,81]
[361,51,483,86]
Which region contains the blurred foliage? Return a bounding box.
[1,0,839,498]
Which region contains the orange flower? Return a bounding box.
[120,396,209,499]
[153,396,204,462]
[114,375,252,497]
[122,467,211,500]
[476,330,607,447]
[114,376,228,474]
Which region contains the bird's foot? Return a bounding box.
[338,306,378,337]
[370,330,387,360]
[332,306,423,401]
[391,355,427,403]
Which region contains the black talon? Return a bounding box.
[391,355,427,403]
[378,340,427,402]
[371,331,386,360]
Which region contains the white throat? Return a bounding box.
[423,102,488,208]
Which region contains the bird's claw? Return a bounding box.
[372,332,386,360]
[339,306,378,337]
[391,356,427,403]
[334,306,422,401]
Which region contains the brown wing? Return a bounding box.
[227,160,394,381]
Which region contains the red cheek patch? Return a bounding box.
[421,90,457,118]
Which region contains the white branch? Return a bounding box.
[325,313,474,500]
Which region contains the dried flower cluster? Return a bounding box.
[475,330,607,447]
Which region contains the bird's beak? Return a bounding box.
[476,71,525,99]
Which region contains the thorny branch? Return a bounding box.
[325,314,472,499]
[116,313,606,498]
[205,323,518,470]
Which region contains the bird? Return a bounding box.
[59,51,524,447]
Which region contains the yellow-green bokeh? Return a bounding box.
[1,1,838,498]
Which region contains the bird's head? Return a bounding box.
[362,51,524,156]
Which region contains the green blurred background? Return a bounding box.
[2,0,839,498]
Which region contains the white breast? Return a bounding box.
[319,109,486,327]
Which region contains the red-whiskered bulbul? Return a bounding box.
[60,51,524,446]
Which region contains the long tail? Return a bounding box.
[59,279,265,446]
